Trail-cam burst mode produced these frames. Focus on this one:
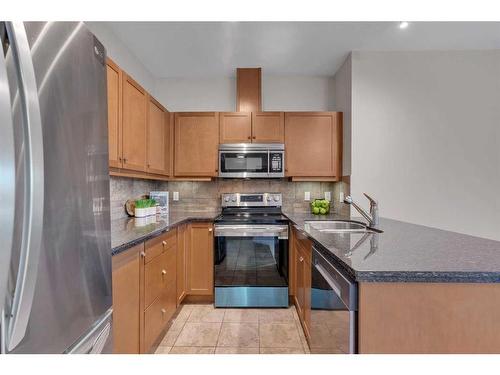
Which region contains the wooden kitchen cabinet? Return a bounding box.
[292,227,312,340]
[219,112,252,143]
[252,112,284,143]
[112,243,142,354]
[141,229,177,353]
[186,222,214,296]
[122,73,148,172]
[285,112,342,180]
[146,97,171,176]
[174,112,219,177]
[106,59,122,169]
[176,223,188,306]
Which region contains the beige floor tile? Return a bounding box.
[224,309,259,323]
[215,347,259,354]
[175,322,221,347]
[258,308,295,323]
[187,305,225,323]
[154,346,172,354]
[174,305,194,322]
[260,347,305,354]
[217,323,259,348]
[259,323,302,348]
[169,346,215,354]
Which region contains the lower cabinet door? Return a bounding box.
[176,224,187,305]
[112,243,141,354]
[186,222,214,296]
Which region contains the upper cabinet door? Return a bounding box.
[252,112,284,143]
[146,97,170,176]
[106,59,122,168]
[174,112,219,177]
[285,112,342,178]
[219,112,252,143]
[122,74,148,172]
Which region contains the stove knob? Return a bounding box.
[231,196,237,202]
[273,195,280,202]
[267,196,272,202]
[224,196,230,202]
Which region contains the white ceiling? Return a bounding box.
[105,22,500,78]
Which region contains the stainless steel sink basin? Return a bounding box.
[304,220,370,233]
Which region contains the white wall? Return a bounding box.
[85,22,157,95]
[154,76,335,112]
[349,50,500,240]
[333,55,352,176]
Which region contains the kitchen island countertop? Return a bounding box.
[285,212,500,283]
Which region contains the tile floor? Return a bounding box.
[154,304,310,354]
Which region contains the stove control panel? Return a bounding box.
[221,193,282,207]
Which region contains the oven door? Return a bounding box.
[214,225,289,307]
[219,150,269,178]
[310,247,358,354]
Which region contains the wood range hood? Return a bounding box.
[236,67,262,112]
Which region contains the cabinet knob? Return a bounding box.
[123,158,127,163]
[118,157,122,162]
[247,136,251,140]
[161,308,166,314]
[208,228,213,232]
[162,269,167,275]
[252,136,256,139]
[140,251,146,258]
[162,240,167,247]
[299,256,304,262]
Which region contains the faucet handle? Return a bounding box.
[363,193,378,206]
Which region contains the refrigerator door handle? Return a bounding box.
[4,22,45,352]
[0,26,16,320]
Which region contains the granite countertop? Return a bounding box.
[111,211,220,256]
[285,212,500,283]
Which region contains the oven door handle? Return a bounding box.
[214,225,288,237]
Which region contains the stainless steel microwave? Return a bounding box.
[218,143,285,178]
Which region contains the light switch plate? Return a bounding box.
[304,191,311,201]
[324,191,331,201]
[173,192,179,201]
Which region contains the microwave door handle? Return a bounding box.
[4,22,45,352]
[0,27,16,315]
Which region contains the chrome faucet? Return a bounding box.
[344,193,379,228]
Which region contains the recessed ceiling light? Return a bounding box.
[399,21,409,29]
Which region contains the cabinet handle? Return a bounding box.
[147,164,150,168]
[299,256,304,262]
[247,136,251,140]
[161,308,166,314]
[162,240,167,247]
[140,251,146,258]
[252,136,256,139]
[162,269,167,275]
[123,158,127,163]
[118,157,122,162]
[208,228,213,232]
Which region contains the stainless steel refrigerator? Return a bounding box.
[0,22,112,354]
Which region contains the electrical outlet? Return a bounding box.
[173,192,179,201]
[304,191,311,201]
[339,191,344,203]
[324,191,331,201]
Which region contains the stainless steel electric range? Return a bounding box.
[214,193,289,308]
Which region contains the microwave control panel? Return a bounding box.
[269,153,283,173]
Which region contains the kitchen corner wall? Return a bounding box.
[109,177,349,220]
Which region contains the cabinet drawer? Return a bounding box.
[144,246,176,308]
[144,284,176,351]
[144,229,177,263]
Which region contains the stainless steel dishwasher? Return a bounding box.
[310,246,358,354]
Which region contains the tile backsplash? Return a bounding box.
[110,176,349,220]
